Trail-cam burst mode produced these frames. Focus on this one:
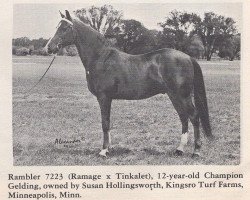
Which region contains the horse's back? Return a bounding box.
[131,48,194,79]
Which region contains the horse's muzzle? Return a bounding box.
[57,43,62,49]
[47,45,60,54]
[47,46,53,54]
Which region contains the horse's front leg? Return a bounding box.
[97,94,112,157]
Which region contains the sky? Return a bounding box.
[13,3,242,39]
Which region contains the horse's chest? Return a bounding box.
[86,71,114,96]
[86,73,98,95]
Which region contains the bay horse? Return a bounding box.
[45,10,214,158]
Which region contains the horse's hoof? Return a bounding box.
[191,153,200,158]
[99,149,109,157]
[174,149,183,156]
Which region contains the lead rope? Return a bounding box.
[25,55,56,96]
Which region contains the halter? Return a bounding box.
[60,18,73,26]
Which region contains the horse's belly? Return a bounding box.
[113,91,159,100]
[113,80,165,100]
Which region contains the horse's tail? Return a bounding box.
[192,58,214,140]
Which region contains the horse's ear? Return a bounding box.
[65,10,72,21]
[59,10,65,18]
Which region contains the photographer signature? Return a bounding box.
[54,137,84,147]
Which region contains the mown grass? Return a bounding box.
[12,56,240,165]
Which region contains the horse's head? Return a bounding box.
[45,10,76,54]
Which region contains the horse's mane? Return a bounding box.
[73,19,111,47]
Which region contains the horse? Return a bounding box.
[45,10,214,158]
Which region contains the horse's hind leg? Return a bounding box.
[97,94,112,157]
[180,96,201,158]
[168,94,189,156]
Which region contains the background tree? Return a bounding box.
[156,30,175,50]
[74,5,123,37]
[192,12,237,60]
[218,34,240,60]
[116,19,158,54]
[186,35,204,59]
[13,37,49,56]
[15,47,30,56]
[158,10,199,53]
[12,37,31,47]
[31,38,48,50]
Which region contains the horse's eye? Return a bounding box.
[62,26,72,32]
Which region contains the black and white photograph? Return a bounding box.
[12,2,241,166]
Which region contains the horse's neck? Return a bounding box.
[74,22,106,70]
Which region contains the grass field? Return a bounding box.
[12,55,240,165]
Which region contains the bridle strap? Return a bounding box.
[61,18,73,26]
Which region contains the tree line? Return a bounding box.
[13,5,240,61]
